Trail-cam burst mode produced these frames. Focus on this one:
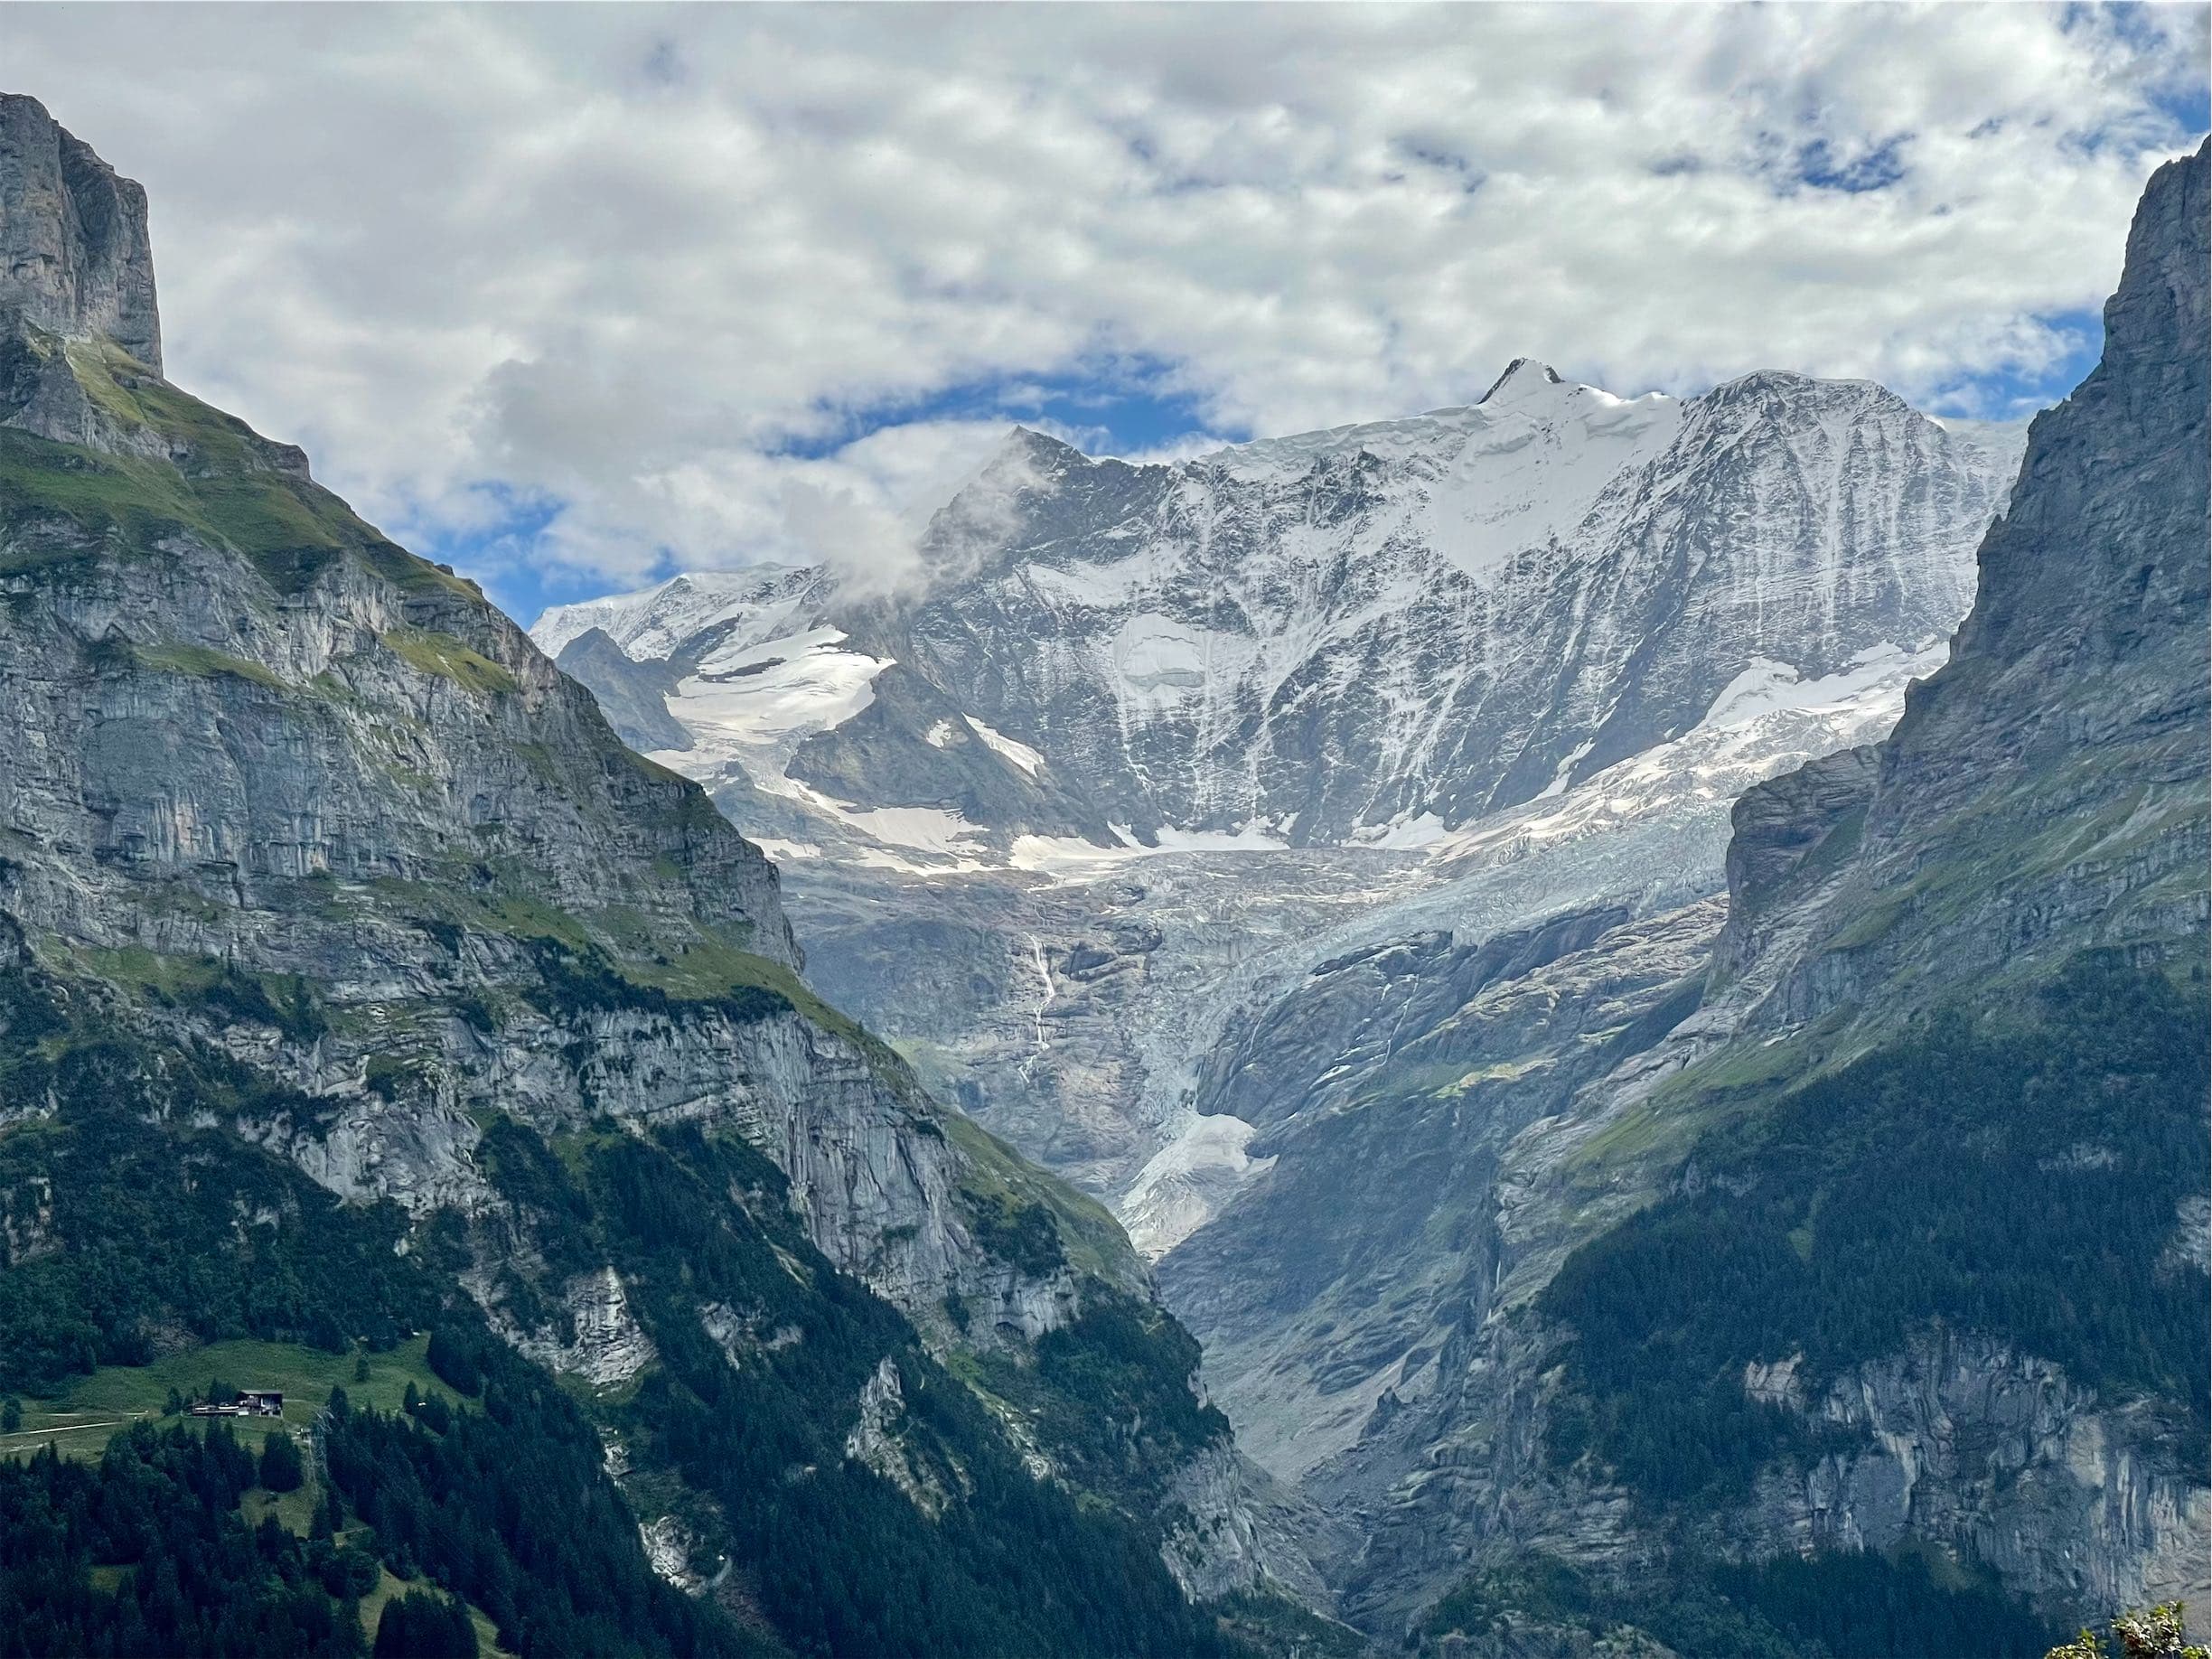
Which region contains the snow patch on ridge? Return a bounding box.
[839,805,989,857]
[633,626,893,795]
[967,717,1044,776]
[1699,643,1937,728]
[1420,638,1946,876]
[1347,811,1448,850]
[1203,372,1682,584]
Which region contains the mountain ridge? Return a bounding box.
[5,80,2200,1659]
[538,358,2020,859]
[0,90,1325,1655]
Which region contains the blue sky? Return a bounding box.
[465,370,1225,618]
[7,3,2205,625]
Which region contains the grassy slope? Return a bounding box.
[1,333,474,602]
[4,1335,453,1462]
[356,1565,511,1657]
[5,1331,514,1653]
[942,1112,1145,1295]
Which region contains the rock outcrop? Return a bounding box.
[1732,1330,2209,1620]
[496,1265,660,1388]
[0,95,159,372]
[1728,136,2209,1026]
[842,1355,947,1516]
[552,627,693,753]
[1709,743,1878,981]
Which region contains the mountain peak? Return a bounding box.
[1477,356,1565,406]
[0,93,161,372]
[1711,367,1817,395]
[1001,423,1090,469]
[1700,369,1931,432]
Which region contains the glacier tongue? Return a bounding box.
[766,632,1944,1261]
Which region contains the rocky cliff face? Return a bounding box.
[1719,136,2210,1028]
[1271,140,2210,1645]
[0,98,1298,1630]
[1729,1329,2210,1618]
[0,95,159,374]
[1707,744,1879,982]
[552,627,693,753]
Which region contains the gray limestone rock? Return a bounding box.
[0,104,1300,1619]
[1731,138,2210,1026]
[842,1355,948,1516]
[0,94,160,371]
[494,1265,660,1389]
[1726,1329,2210,1622]
[554,627,692,753]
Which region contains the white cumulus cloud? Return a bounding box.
[2,3,2202,610]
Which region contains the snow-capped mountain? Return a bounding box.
[535,361,2020,857]
[534,563,850,766]
[526,356,2044,1618]
[530,358,2023,1252]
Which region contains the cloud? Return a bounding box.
[3,3,2203,615]
[777,478,915,597]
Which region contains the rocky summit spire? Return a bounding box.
[0,93,161,372]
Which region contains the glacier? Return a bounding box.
[532,361,2022,1241]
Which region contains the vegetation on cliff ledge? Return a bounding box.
[1542,951,2210,1508]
